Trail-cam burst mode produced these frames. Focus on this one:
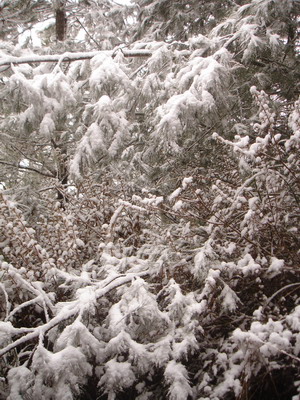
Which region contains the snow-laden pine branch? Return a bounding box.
[0,269,149,358]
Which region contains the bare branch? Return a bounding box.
[75,17,102,49]
[0,160,55,178]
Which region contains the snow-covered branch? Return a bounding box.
[0,271,148,358]
[0,49,152,67]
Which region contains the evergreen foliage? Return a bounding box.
[0,0,299,399]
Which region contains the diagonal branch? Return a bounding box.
[74,17,102,49]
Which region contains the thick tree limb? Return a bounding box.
[0,49,153,67]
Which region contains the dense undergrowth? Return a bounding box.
[0,88,299,399]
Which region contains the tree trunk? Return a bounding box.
[53,0,66,41]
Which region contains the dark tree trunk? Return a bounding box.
[54,1,66,41]
[56,9,66,41]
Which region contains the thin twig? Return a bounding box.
[0,160,55,178]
